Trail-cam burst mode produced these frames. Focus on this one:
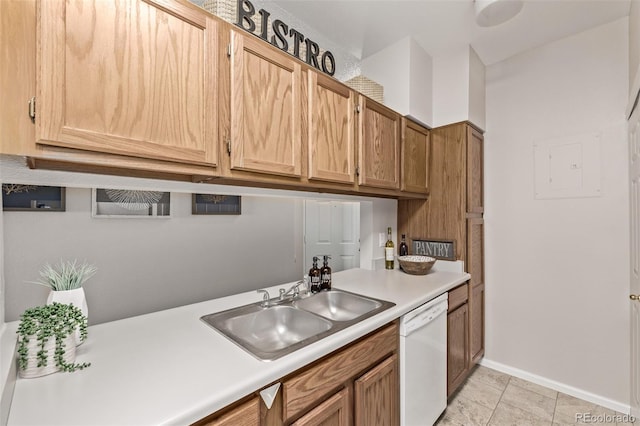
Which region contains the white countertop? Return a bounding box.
[7,267,469,426]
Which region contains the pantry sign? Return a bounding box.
[412,239,456,261]
[236,0,337,76]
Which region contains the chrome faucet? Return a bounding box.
[256,289,271,307]
[279,279,308,301]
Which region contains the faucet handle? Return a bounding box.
[257,289,270,307]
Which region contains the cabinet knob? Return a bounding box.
[631,294,640,301]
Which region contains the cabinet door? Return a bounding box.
[291,388,350,426]
[447,304,469,396]
[466,126,484,214]
[467,217,485,364]
[400,118,430,194]
[357,97,400,189]
[200,397,259,426]
[354,354,399,426]
[230,30,301,177]
[37,0,217,166]
[470,283,485,364]
[307,72,356,184]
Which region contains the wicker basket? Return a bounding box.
[398,256,436,275]
[344,75,384,103]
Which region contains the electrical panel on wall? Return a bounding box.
[533,132,602,199]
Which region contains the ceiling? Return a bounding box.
[271,0,631,65]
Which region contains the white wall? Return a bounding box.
[485,17,630,409]
[408,39,433,127]
[629,1,640,93]
[468,47,486,130]
[432,47,470,128]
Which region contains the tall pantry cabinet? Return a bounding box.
[398,121,485,396]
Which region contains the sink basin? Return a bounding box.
[201,289,395,361]
[201,304,332,361]
[294,290,382,321]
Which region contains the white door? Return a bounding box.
[304,200,360,274]
[629,104,640,419]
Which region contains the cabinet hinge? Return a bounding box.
[355,166,360,177]
[355,104,361,114]
[226,139,231,155]
[28,96,36,122]
[227,43,231,58]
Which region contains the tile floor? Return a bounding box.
[435,365,636,426]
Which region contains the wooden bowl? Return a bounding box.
[398,255,436,275]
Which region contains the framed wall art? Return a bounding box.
[192,194,241,215]
[412,238,456,261]
[2,184,66,211]
[92,188,170,218]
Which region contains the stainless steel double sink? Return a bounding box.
[201,289,395,361]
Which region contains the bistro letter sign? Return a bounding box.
[236,0,336,76]
[412,239,456,261]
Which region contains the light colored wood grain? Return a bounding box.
[291,388,350,426]
[230,30,301,177]
[199,397,260,426]
[37,0,217,165]
[307,71,355,184]
[358,96,400,190]
[470,282,485,365]
[448,282,469,312]
[283,323,398,422]
[354,354,399,426]
[0,0,36,156]
[467,126,484,214]
[467,217,484,288]
[400,118,430,194]
[448,301,469,397]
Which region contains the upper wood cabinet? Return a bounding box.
[467,126,484,214]
[400,118,430,194]
[229,30,302,177]
[36,0,218,167]
[357,96,401,190]
[306,72,356,184]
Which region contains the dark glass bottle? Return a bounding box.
[320,255,332,291]
[399,234,408,257]
[309,256,321,293]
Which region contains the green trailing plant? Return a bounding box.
[30,259,97,291]
[16,303,90,373]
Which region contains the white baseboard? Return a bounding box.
[479,358,631,415]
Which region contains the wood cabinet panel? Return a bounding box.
[283,323,397,422]
[37,0,217,166]
[448,283,469,312]
[400,119,430,194]
[447,302,469,397]
[467,218,484,288]
[470,283,485,364]
[467,126,484,214]
[291,388,351,426]
[230,30,301,177]
[357,97,400,189]
[307,72,356,184]
[199,397,260,426]
[354,355,399,426]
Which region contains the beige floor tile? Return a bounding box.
[468,365,511,391]
[455,376,504,410]
[553,393,616,424]
[443,393,494,426]
[510,376,559,400]
[615,411,637,425]
[500,382,556,422]
[488,401,552,426]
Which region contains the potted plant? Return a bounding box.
[16,303,91,378]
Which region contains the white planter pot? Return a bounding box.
[18,335,76,379]
[46,288,88,345]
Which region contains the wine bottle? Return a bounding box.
[399,234,408,256]
[385,227,395,270]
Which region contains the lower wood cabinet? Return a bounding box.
[447,283,470,397]
[469,283,485,364]
[196,322,399,426]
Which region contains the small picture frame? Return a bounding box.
[192,194,241,215]
[92,188,171,218]
[412,238,456,261]
[1,184,66,211]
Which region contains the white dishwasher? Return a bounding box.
[400,292,448,426]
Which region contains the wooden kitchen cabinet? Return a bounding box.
[306,72,357,185]
[357,96,401,190]
[197,397,260,426]
[228,29,302,178]
[447,283,469,397]
[354,354,399,426]
[291,388,350,426]
[36,0,218,168]
[400,118,430,194]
